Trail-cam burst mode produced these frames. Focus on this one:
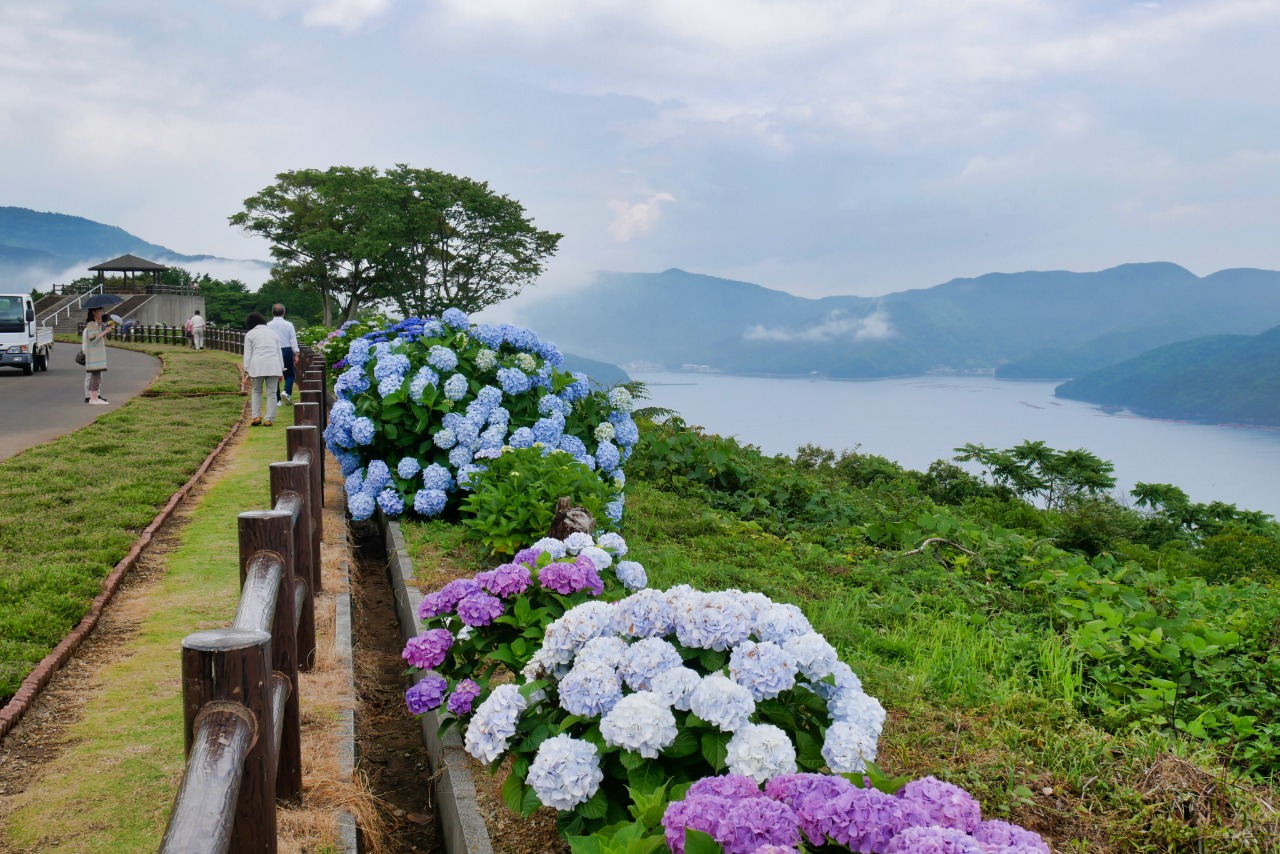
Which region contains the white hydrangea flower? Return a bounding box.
[578,636,629,669]
[532,537,568,559]
[607,386,634,413]
[615,560,647,591]
[785,632,840,681]
[579,546,613,571]
[615,588,675,638]
[650,666,702,711]
[564,532,594,554]
[675,591,753,651]
[829,688,887,739]
[527,735,604,810]
[729,590,774,621]
[541,601,617,666]
[594,531,627,555]
[619,638,683,691]
[728,640,799,700]
[689,673,756,732]
[754,603,813,644]
[599,691,678,758]
[725,723,797,783]
[822,720,879,774]
[515,352,538,372]
[806,661,864,701]
[463,685,527,765]
[594,422,616,443]
[474,348,497,372]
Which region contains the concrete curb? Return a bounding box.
[381,516,495,854]
[334,558,360,853]
[0,399,248,741]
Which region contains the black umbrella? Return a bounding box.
[82,293,123,309]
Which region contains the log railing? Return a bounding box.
[159,351,329,854]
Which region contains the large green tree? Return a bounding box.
[954,440,1116,510]
[229,165,560,324]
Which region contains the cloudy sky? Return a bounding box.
[2,0,1278,299]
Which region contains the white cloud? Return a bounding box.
[609,192,675,241]
[301,0,391,31]
[745,309,895,343]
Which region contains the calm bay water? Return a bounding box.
[634,371,1280,518]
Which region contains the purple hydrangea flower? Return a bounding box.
[811,785,904,852]
[898,776,983,834]
[885,826,985,853]
[406,673,447,715]
[417,578,482,619]
[456,592,505,627]
[663,796,732,854]
[687,774,765,802]
[513,547,543,567]
[538,556,604,596]
[765,773,857,845]
[447,679,482,716]
[971,820,1051,853]
[475,562,532,598]
[403,628,454,670]
[719,798,802,854]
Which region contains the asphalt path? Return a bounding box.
[0,345,163,462]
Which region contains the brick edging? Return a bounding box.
[0,400,249,741]
[381,515,495,854]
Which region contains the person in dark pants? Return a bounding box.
[267,303,298,405]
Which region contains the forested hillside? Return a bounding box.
[1056,325,1280,426]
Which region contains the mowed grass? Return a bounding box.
[399,482,1280,852]
[0,347,243,700]
[1,422,282,853]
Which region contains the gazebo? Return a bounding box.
[89,254,170,292]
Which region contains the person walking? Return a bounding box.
[266,303,298,404]
[243,311,284,426]
[83,306,114,405]
[189,310,206,350]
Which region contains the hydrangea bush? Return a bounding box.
[322,309,639,524]
[659,772,1051,854]
[456,585,887,836]
[403,531,644,724]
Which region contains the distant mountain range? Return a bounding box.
[1056,326,1280,427]
[0,206,269,288]
[517,265,1280,380]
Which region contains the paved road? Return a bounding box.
[0,346,163,462]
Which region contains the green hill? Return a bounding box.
[519,264,1280,379]
[1055,326,1280,426]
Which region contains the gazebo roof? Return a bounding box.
[89,254,170,272]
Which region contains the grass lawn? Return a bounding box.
[1,422,283,853]
[0,344,243,700]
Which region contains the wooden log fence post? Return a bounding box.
[158,703,256,854]
[237,510,303,805]
[271,460,316,671]
[176,628,276,854]
[287,425,324,596]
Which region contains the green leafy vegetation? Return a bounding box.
[0,347,243,701]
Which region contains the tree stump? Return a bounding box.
[548,496,595,540]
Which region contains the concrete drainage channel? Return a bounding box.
[381,517,495,854]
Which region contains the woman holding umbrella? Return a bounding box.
[83,305,115,405]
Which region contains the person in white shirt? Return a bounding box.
[266,303,299,405]
[189,310,206,350]
[243,312,284,426]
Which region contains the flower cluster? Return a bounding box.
[322,309,640,523]
[662,772,1051,854]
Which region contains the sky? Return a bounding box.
[2,0,1279,300]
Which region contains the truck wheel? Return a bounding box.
[22,361,33,375]
[34,352,47,372]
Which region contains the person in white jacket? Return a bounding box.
[242,311,284,426]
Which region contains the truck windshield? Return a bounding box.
[0,296,26,333]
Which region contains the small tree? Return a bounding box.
[954,440,1115,510]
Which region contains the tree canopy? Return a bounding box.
[229,165,561,324]
[954,440,1116,510]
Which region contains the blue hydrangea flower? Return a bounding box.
[377,487,405,517]
[346,337,371,363]
[350,416,376,445]
[433,428,457,449]
[324,420,355,450]
[538,394,567,416]
[559,660,623,718]
[470,324,505,349]
[651,666,702,711]
[378,375,404,398]
[462,684,526,765]
[755,603,813,644]
[397,457,421,479]
[497,367,530,395]
[329,399,356,427]
[785,633,840,681]
[620,638,683,691]
[413,488,448,516]
[373,352,410,382]
[596,440,621,472]
[487,406,510,428]
[532,413,565,444]
[526,735,604,811]
[557,434,588,460]
[421,463,454,492]
[502,325,538,351]
[348,491,376,521]
[363,460,392,494]
[336,366,370,395]
[456,463,485,488]
[509,427,535,448]
[615,560,647,591]
[344,471,364,497]
[531,365,553,389]
[606,497,624,524]
[335,450,362,476]
[409,367,439,401]
[689,673,756,732]
[441,307,470,329]
[455,416,483,447]
[448,445,473,469]
[538,340,564,368]
[615,588,674,638]
[427,345,458,371]
[676,592,754,651]
[821,719,879,774]
[419,318,444,337]
[444,373,468,401]
[611,415,640,447]
[729,641,799,700]
[479,424,507,450]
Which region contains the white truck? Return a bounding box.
[0,293,54,375]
